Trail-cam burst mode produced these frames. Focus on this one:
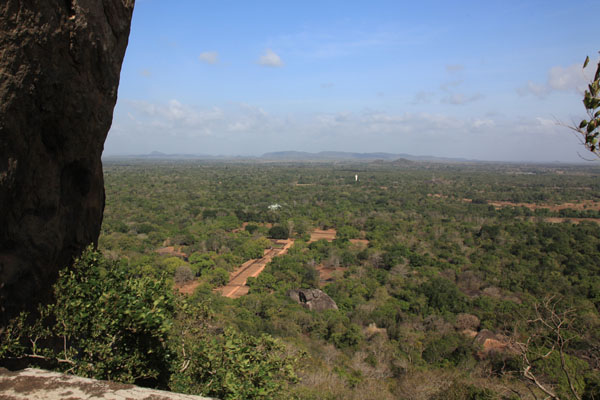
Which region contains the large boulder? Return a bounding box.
[288,288,338,311]
[0,0,134,322]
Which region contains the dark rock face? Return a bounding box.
[288,289,338,311]
[0,0,134,321]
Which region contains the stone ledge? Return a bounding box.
[0,368,215,400]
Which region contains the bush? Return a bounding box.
[170,304,300,400]
[455,313,480,331]
[422,333,474,366]
[208,267,229,286]
[188,252,216,274]
[430,381,496,400]
[245,224,259,234]
[174,265,195,284]
[0,247,175,386]
[268,225,288,239]
[420,277,467,314]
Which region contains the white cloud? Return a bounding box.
[130,99,225,134]
[516,81,549,98]
[434,79,483,106]
[140,69,152,77]
[517,60,596,97]
[472,119,495,129]
[548,63,588,91]
[535,116,557,128]
[441,92,484,105]
[107,99,584,162]
[258,49,283,67]
[199,51,219,64]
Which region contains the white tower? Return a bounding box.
[355,174,358,182]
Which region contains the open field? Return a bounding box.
[309,229,336,242]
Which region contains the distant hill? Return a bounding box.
[103,150,476,163]
[260,151,473,163]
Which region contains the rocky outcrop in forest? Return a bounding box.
[289,288,339,311]
[0,0,134,322]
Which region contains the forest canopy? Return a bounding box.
[3,159,600,399]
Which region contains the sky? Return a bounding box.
[105,0,600,162]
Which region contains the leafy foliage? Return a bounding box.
[0,248,300,398]
[576,53,600,156]
[1,247,175,385]
[171,309,300,400]
[6,160,600,398]
[268,225,289,239]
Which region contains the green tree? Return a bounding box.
[1,247,175,386]
[574,54,600,156]
[268,225,288,239]
[170,303,300,400]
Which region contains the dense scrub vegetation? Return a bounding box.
[3,159,600,399]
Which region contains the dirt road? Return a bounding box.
[217,239,294,299]
[177,230,369,296]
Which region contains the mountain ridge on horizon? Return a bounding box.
[260,150,473,162]
[102,150,590,165]
[103,150,477,163]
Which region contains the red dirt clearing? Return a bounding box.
[175,280,200,295]
[429,194,600,212]
[309,229,337,242]
[349,238,369,247]
[231,222,249,233]
[308,229,369,247]
[488,200,600,211]
[316,264,347,286]
[217,239,294,299]
[178,229,369,297]
[543,217,600,225]
[155,246,187,259]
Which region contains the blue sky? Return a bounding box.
[105,0,600,162]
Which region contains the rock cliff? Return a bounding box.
[0,0,134,321]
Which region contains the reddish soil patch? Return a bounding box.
[488,200,600,211]
[543,217,600,225]
[431,194,600,213]
[231,222,249,233]
[462,329,516,358]
[232,222,274,233]
[427,193,448,199]
[175,280,201,295]
[309,229,337,243]
[308,229,368,246]
[216,239,294,299]
[316,263,347,286]
[155,246,187,259]
[349,238,369,247]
